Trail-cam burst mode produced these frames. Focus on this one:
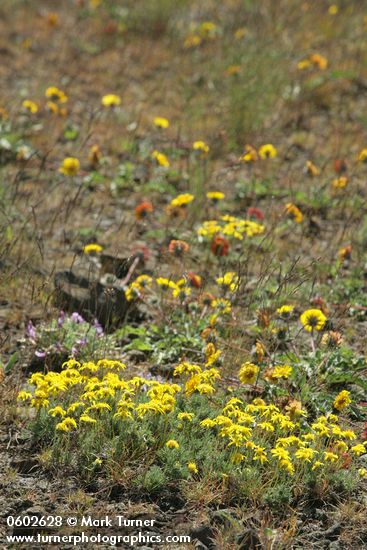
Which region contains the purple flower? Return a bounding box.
[58,310,66,327]
[76,337,87,347]
[71,346,78,357]
[35,350,46,359]
[27,320,37,342]
[71,312,85,324]
[93,318,104,336]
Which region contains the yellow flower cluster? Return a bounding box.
[198,215,264,240]
[125,275,153,301]
[126,275,196,303]
[174,360,221,396]
[205,342,221,366]
[183,21,218,48]
[18,355,366,481]
[216,271,239,292]
[298,53,328,71]
[200,397,366,475]
[45,86,68,115]
[18,358,183,430]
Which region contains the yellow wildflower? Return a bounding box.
[200,418,216,428]
[240,144,258,163]
[351,444,365,457]
[207,191,225,201]
[67,402,84,414]
[45,86,67,103]
[333,440,348,454]
[295,447,318,463]
[309,54,328,70]
[332,176,348,189]
[271,447,294,474]
[86,402,112,413]
[253,445,268,464]
[340,430,356,441]
[286,400,307,419]
[174,362,202,377]
[298,59,311,70]
[231,452,245,464]
[258,421,275,433]
[198,21,217,38]
[216,272,239,292]
[277,304,294,317]
[258,144,277,159]
[324,451,339,463]
[101,94,121,107]
[48,406,66,418]
[153,116,169,129]
[188,462,198,474]
[239,362,259,384]
[170,193,194,207]
[211,298,231,314]
[152,150,170,167]
[22,100,38,114]
[56,417,77,432]
[17,391,32,401]
[193,140,209,155]
[305,160,320,177]
[255,341,265,362]
[184,34,201,48]
[83,243,103,254]
[156,277,176,290]
[300,308,327,332]
[271,365,292,379]
[59,157,80,176]
[80,414,97,424]
[196,383,215,395]
[333,390,351,411]
[177,412,194,422]
[172,286,191,301]
[46,100,67,116]
[285,203,303,223]
[166,439,180,449]
[328,5,338,15]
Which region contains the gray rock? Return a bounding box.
[54,258,130,329]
